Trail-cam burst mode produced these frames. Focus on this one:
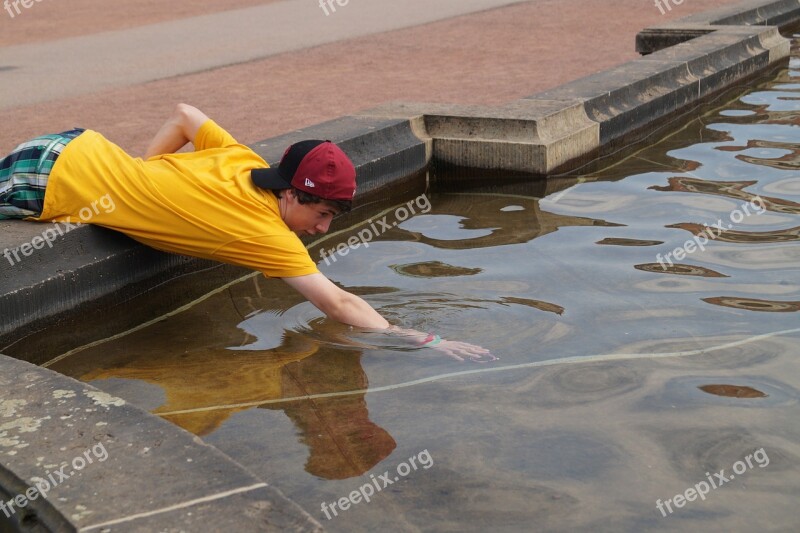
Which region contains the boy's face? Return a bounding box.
[283,191,338,236]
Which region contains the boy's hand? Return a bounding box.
[428,339,497,363]
[386,326,496,363]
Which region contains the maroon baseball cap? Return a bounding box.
[251,140,356,201]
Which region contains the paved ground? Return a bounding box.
[0,0,745,156]
[0,0,537,108]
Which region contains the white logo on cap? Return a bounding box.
[304,178,315,188]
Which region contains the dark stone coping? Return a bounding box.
[1,0,800,530]
[0,355,322,532]
[532,24,788,148]
[636,0,800,53]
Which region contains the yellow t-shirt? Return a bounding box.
[37,120,319,278]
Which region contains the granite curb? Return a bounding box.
[637,0,800,53]
[0,355,323,532]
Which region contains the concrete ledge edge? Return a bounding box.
[0,354,323,532]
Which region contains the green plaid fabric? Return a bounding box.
[0,128,85,219]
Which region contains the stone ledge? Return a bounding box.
[0,223,204,338]
[636,0,799,54]
[0,355,322,532]
[530,24,789,149]
[359,100,599,173]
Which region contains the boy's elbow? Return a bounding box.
[174,102,195,116]
[175,103,198,125]
[175,103,209,143]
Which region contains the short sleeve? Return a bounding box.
[193,119,239,151]
[215,233,320,279]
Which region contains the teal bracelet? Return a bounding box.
[424,334,442,347]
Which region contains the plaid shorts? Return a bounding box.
[0,128,85,219]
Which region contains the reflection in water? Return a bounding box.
[390,261,482,278]
[667,222,800,243]
[81,336,396,480]
[264,351,397,480]
[649,177,800,214]
[702,296,800,312]
[698,384,768,398]
[634,263,728,277]
[718,138,800,171]
[499,296,564,316]
[720,109,756,117]
[596,238,663,246]
[374,292,566,324]
[763,176,800,195]
[388,194,623,250]
[53,281,397,480]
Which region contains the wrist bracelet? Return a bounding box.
[417,333,434,345]
[418,333,441,347]
[426,335,442,347]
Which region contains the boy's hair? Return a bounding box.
[277,187,352,213]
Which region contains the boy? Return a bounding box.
[1,103,493,362]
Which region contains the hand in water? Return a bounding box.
[429,339,498,363]
[385,326,496,363]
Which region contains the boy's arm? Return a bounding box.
[144,103,210,159]
[282,273,495,362]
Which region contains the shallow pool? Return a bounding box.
[39,40,800,531]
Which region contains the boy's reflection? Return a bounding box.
[59,292,396,480]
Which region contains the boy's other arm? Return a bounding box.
[144,103,210,159]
